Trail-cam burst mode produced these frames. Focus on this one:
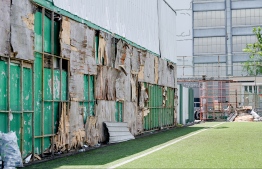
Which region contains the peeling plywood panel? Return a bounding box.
[96,66,119,100]
[154,57,159,84]
[98,34,106,65]
[85,116,99,146]
[131,74,138,102]
[158,59,166,87]
[70,50,97,75]
[11,0,34,60]
[158,59,175,88]
[98,32,116,67]
[123,102,137,135]
[69,74,84,101]
[124,47,132,102]
[115,40,127,69]
[69,102,85,145]
[96,100,116,142]
[115,72,125,101]
[144,53,155,84]
[105,34,116,67]
[54,103,70,152]
[138,65,144,81]
[61,18,96,74]
[131,47,140,74]
[0,0,10,56]
[61,17,70,45]
[136,110,143,134]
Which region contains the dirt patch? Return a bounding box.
[234,113,253,122]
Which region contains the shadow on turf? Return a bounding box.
[25,126,206,169]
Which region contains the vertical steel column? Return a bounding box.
[20,61,24,155]
[41,7,45,156]
[67,59,70,123]
[7,57,10,132]
[88,75,90,117]
[51,11,55,156]
[32,62,35,162]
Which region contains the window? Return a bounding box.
[233,63,248,76]
[232,9,262,26]
[194,63,226,77]
[194,11,225,28]
[232,36,257,53]
[194,37,226,55]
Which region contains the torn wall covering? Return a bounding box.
[0,0,10,56]
[124,102,137,135]
[0,1,177,158]
[96,100,117,142]
[60,18,96,75]
[96,66,119,100]
[11,0,34,60]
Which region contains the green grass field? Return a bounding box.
[25,122,262,169]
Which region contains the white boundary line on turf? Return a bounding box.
[108,122,225,169]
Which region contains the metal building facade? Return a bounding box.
[52,0,177,63]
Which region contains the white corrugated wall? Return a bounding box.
[53,0,176,63]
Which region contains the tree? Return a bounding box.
[243,27,262,76]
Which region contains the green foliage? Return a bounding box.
[243,27,262,75]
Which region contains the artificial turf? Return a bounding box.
[25,122,262,168]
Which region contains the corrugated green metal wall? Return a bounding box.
[0,60,33,157]
[81,75,95,124]
[34,9,68,155]
[143,83,175,131]
[115,102,123,122]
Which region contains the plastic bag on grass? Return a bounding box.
[1,132,23,168]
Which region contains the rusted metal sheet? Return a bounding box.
[11,0,34,60]
[0,0,10,56]
[96,66,119,100]
[96,100,116,142]
[123,102,137,135]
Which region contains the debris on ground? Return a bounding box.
[234,113,253,122]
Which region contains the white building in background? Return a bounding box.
[176,0,262,110]
[174,0,194,78]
